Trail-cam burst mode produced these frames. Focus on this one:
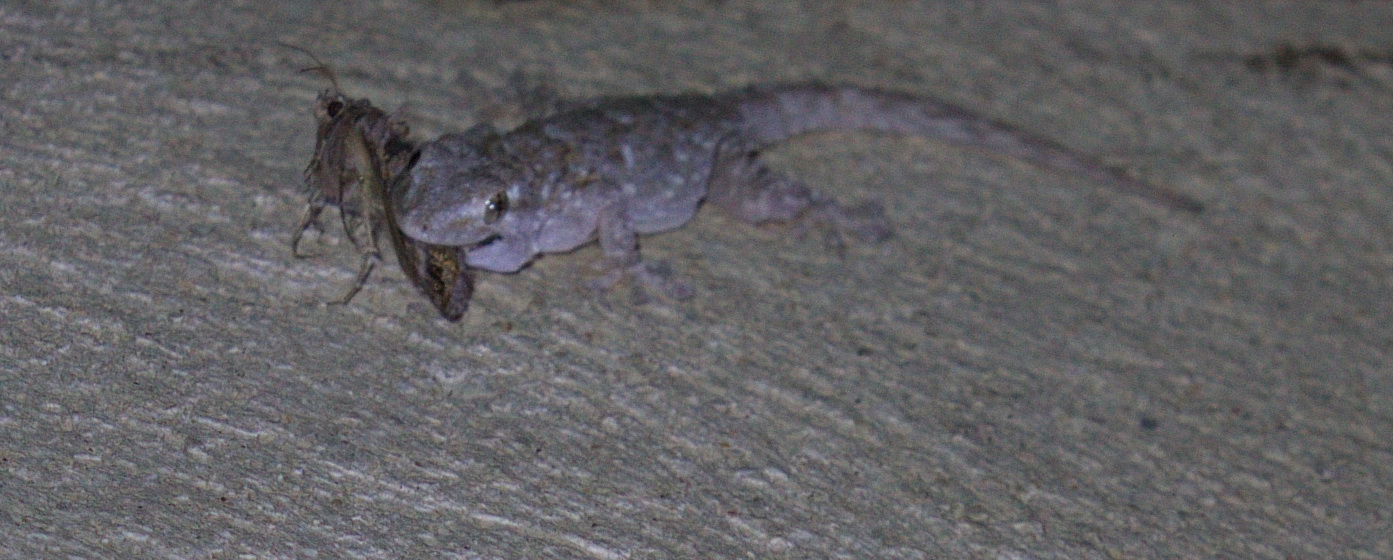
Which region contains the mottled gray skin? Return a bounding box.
[394,84,1201,293]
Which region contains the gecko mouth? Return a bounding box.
[470,234,503,250]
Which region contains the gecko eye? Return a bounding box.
[483,192,509,224]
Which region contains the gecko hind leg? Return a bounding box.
[708,153,894,255]
[800,195,893,256]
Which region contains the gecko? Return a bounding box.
[294,76,474,321]
[391,83,1203,302]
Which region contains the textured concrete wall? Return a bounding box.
[2,1,1390,558]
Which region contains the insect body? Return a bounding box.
[296,88,473,321]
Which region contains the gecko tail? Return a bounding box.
[732,84,1203,213]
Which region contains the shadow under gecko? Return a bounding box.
[392,83,1203,309]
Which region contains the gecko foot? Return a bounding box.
[588,260,695,305]
[793,198,894,256]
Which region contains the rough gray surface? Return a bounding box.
[2,1,1390,558]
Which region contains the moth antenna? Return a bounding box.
[279,42,342,93]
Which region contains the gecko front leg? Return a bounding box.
[587,199,696,302]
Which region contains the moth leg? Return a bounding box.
[333,248,379,305]
[291,195,328,258]
[329,125,396,306]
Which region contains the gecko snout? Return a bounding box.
[396,202,482,246]
[394,179,503,247]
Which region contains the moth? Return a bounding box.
[292,55,473,321]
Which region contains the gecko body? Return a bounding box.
[393,83,1202,298]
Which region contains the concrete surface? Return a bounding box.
[2,1,1390,558]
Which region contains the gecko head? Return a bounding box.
[394,126,522,247]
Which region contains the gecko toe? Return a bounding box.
[835,201,894,243]
[589,260,695,305]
